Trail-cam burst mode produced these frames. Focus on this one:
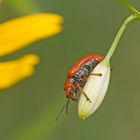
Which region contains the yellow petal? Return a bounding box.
[0,54,40,89]
[0,13,63,56]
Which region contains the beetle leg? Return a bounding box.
[91,73,102,76]
[76,83,91,103]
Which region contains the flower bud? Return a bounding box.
[78,59,111,119]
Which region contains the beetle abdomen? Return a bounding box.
[72,59,99,87]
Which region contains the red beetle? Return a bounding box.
[64,53,103,101]
[56,53,103,123]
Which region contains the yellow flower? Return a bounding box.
[0,54,40,89]
[0,13,63,89]
[0,13,62,56]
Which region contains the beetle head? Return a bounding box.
[65,88,78,101]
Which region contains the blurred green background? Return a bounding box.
[0,0,140,140]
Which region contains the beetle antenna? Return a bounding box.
[65,99,70,114]
[55,99,70,124]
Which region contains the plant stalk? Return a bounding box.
[105,14,137,62]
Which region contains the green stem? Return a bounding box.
[123,0,140,17]
[105,14,137,62]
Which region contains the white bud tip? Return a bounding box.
[78,60,111,120]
